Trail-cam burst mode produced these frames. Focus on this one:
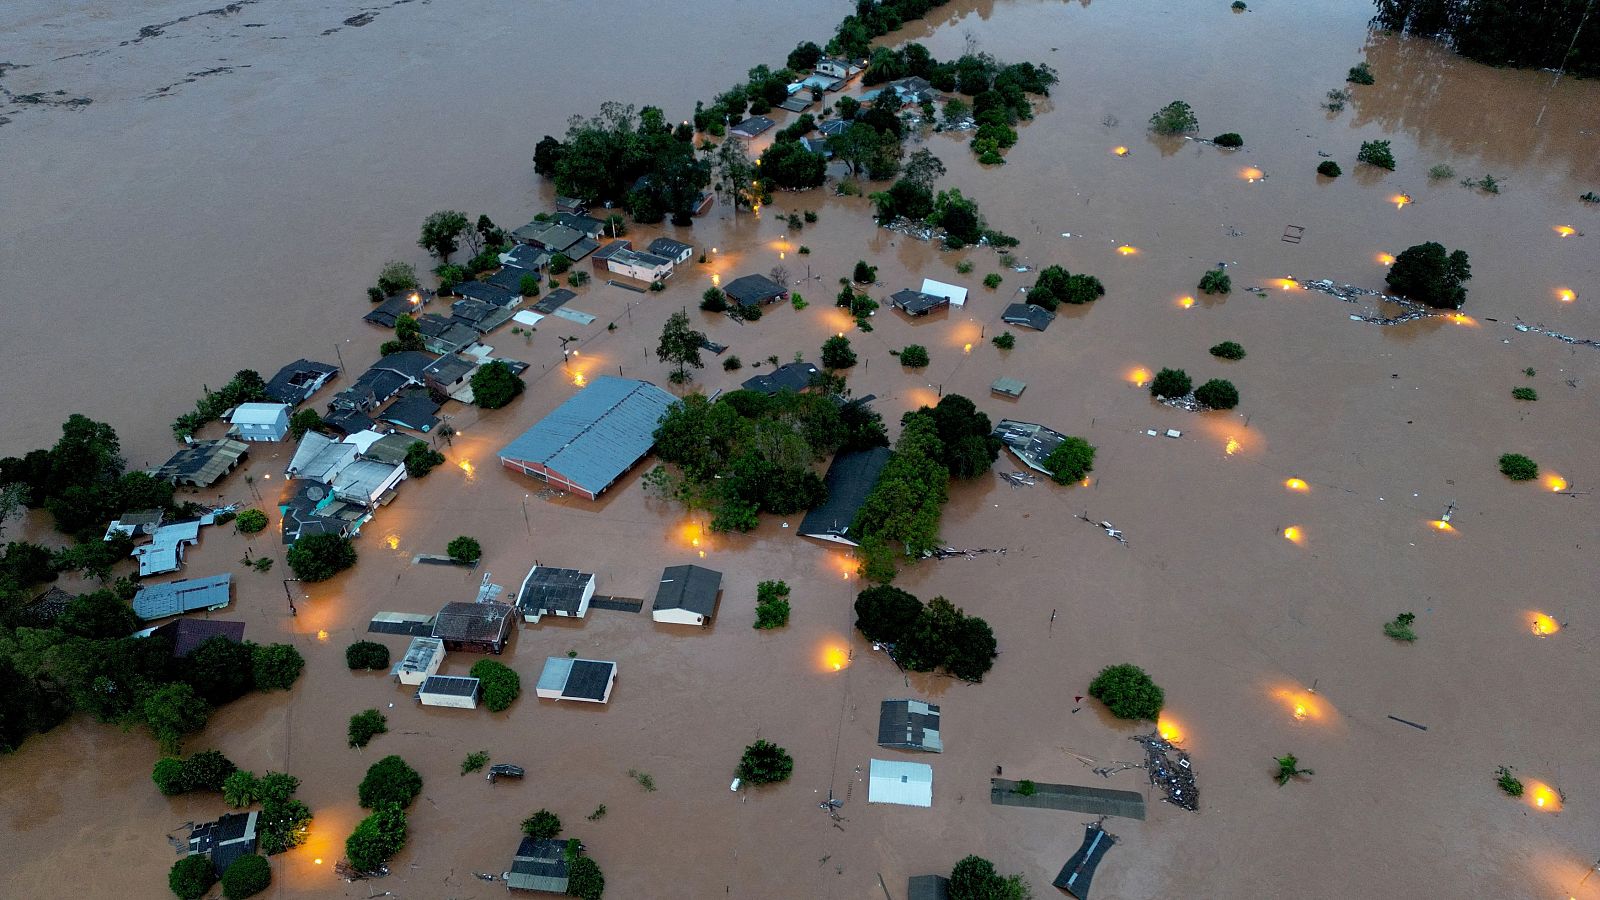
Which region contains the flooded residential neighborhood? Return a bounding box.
[1,1,1597,898]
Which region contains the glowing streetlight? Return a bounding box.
[1553,225,1576,237]
[1377,253,1396,265]
[1556,288,1576,302]
[1284,478,1308,492]
[1283,525,1304,544]
[1112,146,1129,156]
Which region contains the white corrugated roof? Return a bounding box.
[920,278,968,307]
[230,402,290,425]
[868,759,933,807]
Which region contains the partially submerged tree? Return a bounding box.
[358,755,423,809]
[1385,242,1471,309]
[1027,265,1104,310]
[521,808,561,840]
[285,533,356,582]
[1149,368,1192,399]
[446,536,482,564]
[1149,100,1198,134]
[1043,437,1096,484]
[736,739,795,785]
[1088,663,1165,720]
[348,709,387,749]
[657,309,707,384]
[471,360,525,409]
[469,659,521,712]
[418,210,469,262]
[1274,753,1314,786]
[1194,379,1240,410]
[949,855,1030,900]
[1498,453,1538,481]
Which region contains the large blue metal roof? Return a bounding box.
[498,377,677,496]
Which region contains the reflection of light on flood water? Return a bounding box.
[1553,225,1575,237]
[1531,613,1559,637]
[819,642,850,672]
[1282,525,1303,544]
[458,458,474,478]
[1556,288,1576,302]
[710,273,720,287]
[1276,278,1300,291]
[1377,253,1396,265]
[316,630,328,641]
[1429,520,1456,533]
[1112,146,1128,156]
[1224,437,1241,456]
[1274,687,1322,722]
[1392,194,1411,209]
[1449,313,1477,326]
[1242,167,1263,182]
[1177,295,1195,309]
[572,371,587,387]
[1544,473,1567,492]
[1284,477,1308,492]
[1157,714,1183,742]
[1129,367,1150,387]
[1116,244,1138,256]
[1527,782,1561,811]
[385,534,400,550]
[963,343,972,354]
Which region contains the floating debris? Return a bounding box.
[999,471,1037,488]
[1289,275,1600,349]
[1133,732,1198,811]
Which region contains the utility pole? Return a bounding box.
[282,579,300,617]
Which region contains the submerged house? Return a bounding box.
[227,402,291,442]
[498,376,678,500]
[131,574,233,622]
[149,439,249,488]
[889,288,950,317]
[418,674,479,709]
[329,352,433,414]
[278,479,368,544]
[264,359,340,406]
[150,619,246,658]
[1054,823,1118,899]
[651,564,722,626]
[1002,302,1055,331]
[535,656,618,703]
[919,278,967,308]
[878,699,943,752]
[797,447,890,546]
[506,837,575,893]
[515,565,596,623]
[392,636,445,685]
[729,115,776,139]
[431,600,515,654]
[992,419,1068,475]
[606,247,675,283]
[722,273,788,308]
[740,361,819,395]
[187,811,258,876]
[908,875,951,900]
[867,758,933,807]
[647,237,694,265]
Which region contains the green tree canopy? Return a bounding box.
[345,803,407,872]
[521,808,561,839]
[1027,265,1104,310]
[169,855,217,900]
[737,739,795,784]
[1386,241,1471,309]
[657,310,707,383]
[144,682,210,753]
[447,536,482,564]
[1149,368,1192,399]
[418,210,469,262]
[1088,663,1165,720]
[183,635,256,705]
[949,854,1029,900]
[285,532,356,582]
[566,856,606,900]
[345,641,390,670]
[359,755,423,809]
[1194,379,1240,410]
[471,360,525,409]
[1043,437,1097,485]
[251,643,305,691]
[469,659,521,712]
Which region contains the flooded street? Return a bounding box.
[3,1,1599,898]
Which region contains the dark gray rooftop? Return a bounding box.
[378,389,440,433]
[652,564,722,616]
[740,361,818,395]
[992,419,1068,475]
[432,600,514,645]
[516,566,593,617]
[890,289,950,316]
[564,660,615,701]
[730,115,776,137]
[363,292,423,328]
[908,875,951,900]
[508,837,570,892]
[453,281,518,308]
[423,353,477,385]
[798,447,890,543]
[1054,823,1118,899]
[420,674,480,697]
[1002,302,1056,331]
[877,698,943,752]
[498,376,678,498]
[485,265,536,294]
[723,273,786,306]
[647,237,693,258]
[264,359,339,406]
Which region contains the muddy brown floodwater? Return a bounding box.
[3,1,1599,898]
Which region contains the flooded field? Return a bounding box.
[2,0,1598,898]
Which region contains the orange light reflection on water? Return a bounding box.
[1543,473,1567,492]
[1527,782,1562,811]
[1177,295,1195,309]
[1284,478,1308,492]
[1242,167,1263,182]
[1377,253,1396,265]
[1428,520,1456,533]
[1128,367,1150,387]
[1116,244,1138,256]
[1553,225,1576,237]
[1112,146,1129,156]
[1282,525,1304,544]
[1531,612,1560,637]
[1556,288,1576,303]
[819,641,850,672]
[1392,193,1412,209]
[1156,714,1183,743]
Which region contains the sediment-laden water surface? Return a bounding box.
[2,1,1598,898]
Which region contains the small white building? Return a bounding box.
[815,58,852,79]
[607,248,675,283]
[228,402,292,442]
[868,758,933,807]
[392,637,445,686]
[535,657,617,703]
[418,674,480,709]
[920,278,968,308]
[646,237,695,266]
[331,459,406,506]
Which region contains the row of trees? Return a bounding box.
[853,585,999,681]
[152,755,312,858]
[1372,0,1599,76]
[534,104,709,224]
[645,387,887,533]
[0,414,183,539]
[852,395,999,581]
[1,600,303,754]
[347,755,421,872]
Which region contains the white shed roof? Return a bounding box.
[920,278,968,308]
[868,758,933,807]
[230,402,290,425]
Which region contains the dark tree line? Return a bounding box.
[535,103,711,225]
[1373,0,1599,76]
